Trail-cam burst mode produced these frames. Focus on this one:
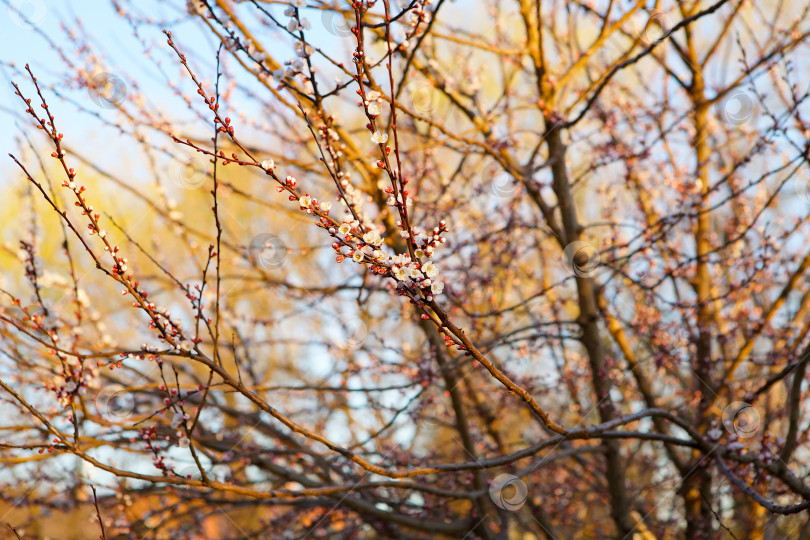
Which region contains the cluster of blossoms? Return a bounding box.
[365,91,392,153]
[293,41,315,59]
[391,255,444,296]
[264,168,332,214]
[408,0,432,25]
[140,303,195,351]
[283,2,310,32]
[394,224,449,296]
[385,185,413,209]
[330,218,389,265]
[272,59,304,80]
[328,216,449,297]
[365,90,384,119]
[171,410,191,447]
[298,192,332,213]
[245,40,268,63]
[263,2,313,80]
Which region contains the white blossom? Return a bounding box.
[171,411,185,430]
[187,0,206,16]
[407,266,424,280]
[371,131,388,144]
[423,262,439,278]
[393,266,408,281]
[363,230,382,246]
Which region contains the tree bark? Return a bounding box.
[546,126,633,537]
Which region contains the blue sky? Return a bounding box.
[1,0,144,152]
[0,0,298,170]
